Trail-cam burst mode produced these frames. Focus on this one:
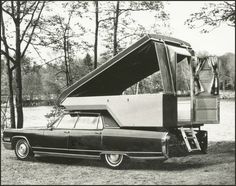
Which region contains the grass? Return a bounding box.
[1,141,235,185]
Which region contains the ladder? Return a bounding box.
[180,127,201,152]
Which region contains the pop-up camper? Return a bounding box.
[57,34,219,154]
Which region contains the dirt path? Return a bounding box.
[1,141,235,185]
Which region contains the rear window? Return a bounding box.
[102,111,119,128]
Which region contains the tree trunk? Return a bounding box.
[15,63,23,128]
[113,1,120,56]
[94,1,99,69]
[63,34,70,87]
[15,1,23,128]
[7,62,16,128]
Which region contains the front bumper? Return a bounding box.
[2,142,13,150]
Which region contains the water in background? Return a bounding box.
[23,106,53,128]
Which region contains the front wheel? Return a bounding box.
[104,154,125,168]
[15,139,34,160]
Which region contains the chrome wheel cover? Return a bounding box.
[16,140,29,159]
[105,154,123,167]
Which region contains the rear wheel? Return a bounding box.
[15,139,34,160]
[104,154,124,168]
[196,130,208,154]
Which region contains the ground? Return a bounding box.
[1,100,235,185]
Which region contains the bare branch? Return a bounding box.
[0,38,16,52]
[11,1,15,18]
[36,56,64,69]
[21,2,45,58]
[20,1,39,42]
[1,49,15,63]
[30,42,46,63]
[117,33,139,43]
[98,17,114,24]
[10,64,17,71]
[2,7,14,18]
[1,8,15,64]
[20,1,37,21]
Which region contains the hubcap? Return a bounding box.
[108,154,120,163]
[105,154,123,167]
[16,141,29,158]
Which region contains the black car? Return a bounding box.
[2,111,169,168]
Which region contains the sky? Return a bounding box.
[166,1,235,55]
[134,1,235,56]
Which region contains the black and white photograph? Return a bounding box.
[1,1,235,185]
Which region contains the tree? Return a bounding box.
[218,53,235,91]
[34,1,88,86]
[185,1,235,33]
[1,1,46,128]
[100,1,169,57]
[93,1,116,68]
[21,57,43,101]
[83,53,93,72]
[94,1,99,69]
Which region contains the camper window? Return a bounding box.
[176,57,191,96]
[123,71,164,95]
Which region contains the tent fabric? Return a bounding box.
[57,34,193,105]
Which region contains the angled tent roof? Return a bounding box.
[57,34,193,106]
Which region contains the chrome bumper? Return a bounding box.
[3,142,13,150]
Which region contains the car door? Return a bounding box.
[68,113,103,157]
[37,113,79,153]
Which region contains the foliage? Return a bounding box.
[218,52,235,90]
[22,57,43,99]
[1,60,8,95]
[185,1,235,33]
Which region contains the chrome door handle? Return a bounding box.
[95,131,101,135]
[64,131,70,134]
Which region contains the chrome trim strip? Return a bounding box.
[129,156,167,160]
[33,151,100,159]
[32,146,101,152]
[101,151,163,155]
[32,146,163,154]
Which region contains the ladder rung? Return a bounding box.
[187,137,195,139]
[179,127,201,152]
[190,148,200,151]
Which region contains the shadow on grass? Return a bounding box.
[31,141,234,171]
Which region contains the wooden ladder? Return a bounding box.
[180,127,201,152]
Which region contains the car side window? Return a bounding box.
[75,115,102,130]
[56,114,79,129]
